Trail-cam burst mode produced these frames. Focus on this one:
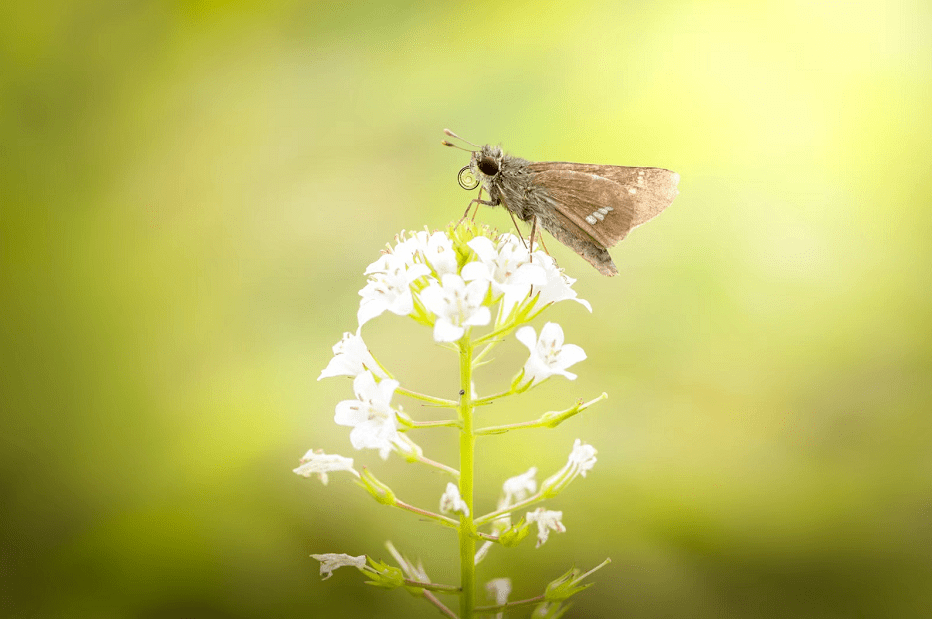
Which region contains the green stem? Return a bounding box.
[416,454,461,479]
[403,579,462,594]
[474,418,543,435]
[458,333,476,619]
[400,418,461,429]
[395,386,459,408]
[474,491,544,527]
[395,499,460,529]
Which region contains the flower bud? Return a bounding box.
[356,468,397,506]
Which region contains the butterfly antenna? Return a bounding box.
[443,128,480,149]
[441,140,475,152]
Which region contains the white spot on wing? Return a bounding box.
[628,188,636,194]
[585,215,597,225]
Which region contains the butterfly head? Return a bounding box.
[470,145,503,181]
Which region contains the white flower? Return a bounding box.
[486,577,512,616]
[392,230,429,265]
[502,467,537,504]
[420,273,491,342]
[525,508,566,548]
[462,235,546,318]
[530,251,592,312]
[293,449,357,484]
[394,230,459,276]
[439,482,470,517]
[567,438,597,477]
[357,252,430,327]
[421,230,459,276]
[318,330,387,381]
[310,553,367,580]
[540,439,598,496]
[516,322,587,385]
[333,371,402,459]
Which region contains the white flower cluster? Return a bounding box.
[358,228,590,341]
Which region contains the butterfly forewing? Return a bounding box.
[531,169,636,249]
[529,162,679,228]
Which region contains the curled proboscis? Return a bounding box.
[457,166,480,190]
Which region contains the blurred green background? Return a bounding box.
[2,1,930,617]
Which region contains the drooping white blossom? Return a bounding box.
[486,577,512,618]
[462,235,546,318]
[293,449,357,484]
[318,330,387,381]
[357,252,430,327]
[420,273,491,342]
[385,541,430,582]
[502,467,538,504]
[310,553,367,580]
[525,508,566,548]
[540,439,598,496]
[333,371,402,459]
[439,482,470,517]
[516,322,587,385]
[567,438,598,477]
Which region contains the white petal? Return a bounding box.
[375,378,400,406]
[404,263,432,282]
[516,325,537,351]
[293,451,355,481]
[502,467,537,502]
[318,354,360,380]
[352,371,379,400]
[485,578,512,606]
[539,322,565,348]
[311,553,367,580]
[464,305,491,327]
[349,419,395,451]
[516,262,547,284]
[556,343,586,369]
[433,319,464,343]
[357,298,387,327]
[334,400,368,427]
[386,289,415,316]
[460,260,491,283]
[467,236,499,262]
[464,278,490,303]
[439,482,470,517]
[418,283,446,315]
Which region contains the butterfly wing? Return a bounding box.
[529,162,680,228]
[530,169,636,250]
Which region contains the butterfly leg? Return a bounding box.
[470,188,484,221]
[528,215,538,262]
[527,216,541,296]
[459,189,499,223]
[508,210,528,249]
[536,229,551,256]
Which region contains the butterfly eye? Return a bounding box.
[477,157,499,176]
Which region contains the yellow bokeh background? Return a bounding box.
[2,1,930,617]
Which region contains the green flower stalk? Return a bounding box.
[296,221,609,618]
